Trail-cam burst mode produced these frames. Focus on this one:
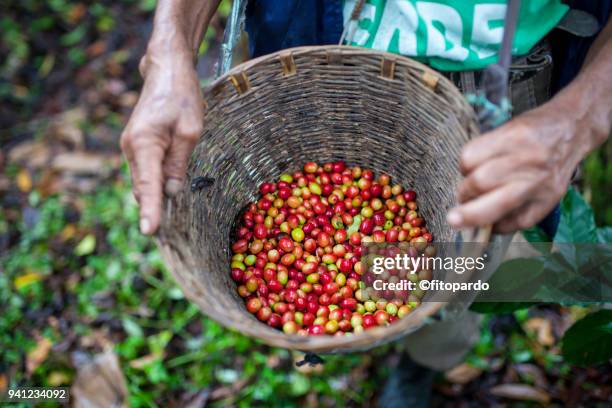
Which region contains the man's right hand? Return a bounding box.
[120,52,204,235]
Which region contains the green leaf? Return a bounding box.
[122,317,144,338]
[596,227,612,243]
[522,226,550,243]
[74,234,96,256]
[60,25,86,46]
[562,310,612,366]
[554,187,597,244]
[289,373,310,396]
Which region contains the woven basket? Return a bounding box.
[157,45,490,353]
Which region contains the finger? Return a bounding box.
[457,153,543,203]
[459,123,516,174]
[120,132,142,203]
[163,122,201,196]
[493,199,554,234]
[447,181,533,228]
[133,143,165,235]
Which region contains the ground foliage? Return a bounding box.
[1,1,611,407]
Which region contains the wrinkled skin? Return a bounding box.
[122,1,611,235]
[448,19,611,233]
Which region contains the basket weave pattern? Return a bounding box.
[158,46,481,353]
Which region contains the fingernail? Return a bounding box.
[140,218,152,235]
[447,210,463,227]
[164,178,182,196]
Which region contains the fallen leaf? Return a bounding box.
[16,169,32,192]
[87,41,107,58]
[524,317,555,346]
[79,329,113,349]
[67,3,87,24]
[49,108,86,148]
[8,140,51,167]
[514,364,548,389]
[27,337,53,374]
[48,371,71,386]
[445,363,483,385]
[51,152,120,175]
[180,389,210,408]
[129,352,164,369]
[71,350,128,408]
[60,224,77,241]
[209,378,249,401]
[0,373,7,392]
[74,234,96,256]
[14,271,44,289]
[489,384,551,403]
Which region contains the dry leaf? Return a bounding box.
[490,384,551,403]
[51,152,120,175]
[514,364,548,389]
[8,140,52,168]
[71,350,128,408]
[445,363,483,385]
[129,352,164,369]
[48,371,71,386]
[79,329,113,349]
[209,378,249,401]
[16,169,32,192]
[50,108,85,148]
[60,224,77,241]
[14,271,43,289]
[524,317,555,346]
[27,337,53,374]
[181,390,210,408]
[0,373,7,392]
[67,3,87,23]
[87,41,107,58]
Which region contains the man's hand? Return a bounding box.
[446,104,580,233]
[120,0,220,235]
[121,53,203,234]
[448,18,612,234]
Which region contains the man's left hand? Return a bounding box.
[446,102,583,233]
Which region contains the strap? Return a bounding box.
[473,0,521,132]
[216,0,247,77]
[339,0,366,45]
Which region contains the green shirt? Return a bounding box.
[343,0,568,71]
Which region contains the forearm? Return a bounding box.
[544,18,612,162]
[143,0,221,73]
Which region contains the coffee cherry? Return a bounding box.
[304,162,318,174]
[362,314,376,329]
[308,325,325,335]
[232,161,432,336]
[246,298,262,314]
[291,227,305,242]
[374,310,390,326]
